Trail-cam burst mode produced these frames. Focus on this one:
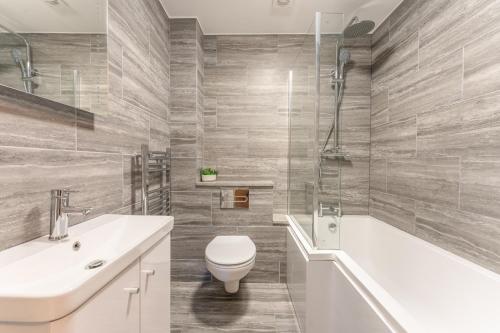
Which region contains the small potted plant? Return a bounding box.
[201,167,217,182]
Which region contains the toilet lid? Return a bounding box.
[205,236,256,265]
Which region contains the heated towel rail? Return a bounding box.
[140,144,171,216]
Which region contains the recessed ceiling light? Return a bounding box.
[273,0,293,8]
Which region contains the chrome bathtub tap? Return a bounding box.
[49,189,92,241]
[319,202,330,217]
[319,202,342,218]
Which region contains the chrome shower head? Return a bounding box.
[11,48,29,84]
[338,48,351,77]
[11,48,23,65]
[343,16,375,38]
[339,48,351,65]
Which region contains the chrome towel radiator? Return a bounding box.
[140,144,171,215]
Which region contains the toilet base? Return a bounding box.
[224,280,240,293]
[206,258,255,294]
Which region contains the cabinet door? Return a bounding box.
[141,235,170,333]
[50,260,141,333]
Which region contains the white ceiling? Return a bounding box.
[161,0,403,35]
[0,0,107,34]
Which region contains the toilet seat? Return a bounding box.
[205,235,256,293]
[205,236,256,266]
[206,254,256,268]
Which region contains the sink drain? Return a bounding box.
[85,259,106,270]
[73,241,81,251]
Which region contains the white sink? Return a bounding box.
[0,214,173,323]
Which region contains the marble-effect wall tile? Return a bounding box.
[370,0,500,274]
[0,147,122,250]
[0,0,171,251]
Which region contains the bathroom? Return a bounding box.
[0,0,499,332]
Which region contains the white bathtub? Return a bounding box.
[287,215,500,333]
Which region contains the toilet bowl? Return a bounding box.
[205,235,256,293]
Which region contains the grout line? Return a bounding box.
[462,15,500,50]
[435,87,500,109]
[419,44,464,70]
[0,144,126,156]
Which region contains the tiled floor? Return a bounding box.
[171,282,301,332]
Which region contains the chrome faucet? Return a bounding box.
[49,189,92,241]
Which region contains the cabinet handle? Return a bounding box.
[142,269,156,276]
[123,287,140,294]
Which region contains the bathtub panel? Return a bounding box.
[328,262,393,333]
[288,225,393,333]
[306,260,392,333]
[306,260,336,333]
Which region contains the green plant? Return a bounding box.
[200,167,217,176]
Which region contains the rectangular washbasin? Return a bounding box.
[0,214,174,323]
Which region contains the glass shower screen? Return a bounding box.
[288,12,344,249]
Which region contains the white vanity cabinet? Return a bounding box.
[141,235,171,333]
[52,235,171,333]
[51,259,141,333]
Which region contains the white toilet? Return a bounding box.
[205,235,256,293]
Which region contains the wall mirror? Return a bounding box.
[0,0,107,112]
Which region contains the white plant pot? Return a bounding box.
[202,174,217,182]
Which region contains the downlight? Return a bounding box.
[273,0,293,8]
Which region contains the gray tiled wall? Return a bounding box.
[203,35,290,216]
[169,24,287,283]
[288,35,371,221]
[288,35,315,219]
[170,30,372,282]
[320,36,372,214]
[0,0,170,251]
[370,0,500,274]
